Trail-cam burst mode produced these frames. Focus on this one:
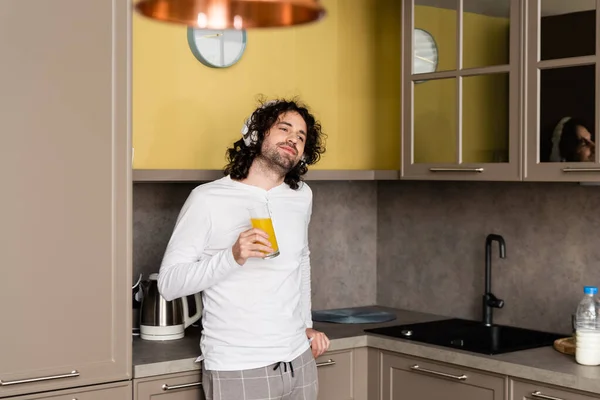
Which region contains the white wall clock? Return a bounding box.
[187,28,247,68]
[413,28,438,78]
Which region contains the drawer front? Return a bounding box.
[316,349,353,400]
[512,379,600,400]
[4,382,131,400]
[135,371,204,400]
[381,351,505,400]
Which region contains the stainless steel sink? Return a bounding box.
[364,318,565,355]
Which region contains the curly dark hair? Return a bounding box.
[559,117,595,162]
[223,97,326,190]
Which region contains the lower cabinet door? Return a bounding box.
[134,371,204,400]
[2,381,131,400]
[316,349,353,400]
[380,351,505,400]
[512,379,600,400]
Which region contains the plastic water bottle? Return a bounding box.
[575,286,600,365]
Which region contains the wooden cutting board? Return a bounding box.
[553,337,575,355]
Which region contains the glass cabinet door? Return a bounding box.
[402,0,521,180]
[525,0,600,181]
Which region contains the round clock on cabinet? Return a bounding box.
[413,28,438,78]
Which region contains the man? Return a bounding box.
[157,98,329,400]
[550,116,596,162]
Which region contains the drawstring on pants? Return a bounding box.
[273,361,295,377]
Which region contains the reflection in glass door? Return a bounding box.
[540,65,595,163]
[527,0,599,180]
[414,78,457,163]
[463,73,510,163]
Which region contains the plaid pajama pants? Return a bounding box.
[202,348,318,400]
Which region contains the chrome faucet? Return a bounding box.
[483,234,506,326]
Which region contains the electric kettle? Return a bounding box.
[140,273,202,341]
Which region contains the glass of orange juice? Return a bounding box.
[248,204,280,259]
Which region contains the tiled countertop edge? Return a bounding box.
[365,335,600,396]
[133,333,600,396]
[134,357,201,379]
[132,335,367,379]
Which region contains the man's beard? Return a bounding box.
[259,143,297,174]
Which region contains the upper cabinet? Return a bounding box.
[134,0,600,182]
[133,0,401,173]
[401,0,522,181]
[525,0,600,181]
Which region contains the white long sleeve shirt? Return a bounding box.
[158,175,313,371]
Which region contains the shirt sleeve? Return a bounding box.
[300,198,314,329]
[157,189,241,301]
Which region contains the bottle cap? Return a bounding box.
[584,286,598,295]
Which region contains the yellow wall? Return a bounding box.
[133,0,401,170]
[413,6,510,164]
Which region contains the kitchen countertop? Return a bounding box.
[132,306,600,394]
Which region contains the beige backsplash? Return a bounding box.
[134,180,600,335]
[377,181,600,335]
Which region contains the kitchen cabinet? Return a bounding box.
[316,349,354,400]
[134,371,204,400]
[2,382,131,400]
[400,0,522,181]
[132,0,401,176]
[131,0,600,183]
[524,1,600,182]
[511,379,600,400]
[315,347,377,400]
[0,0,131,398]
[131,348,375,400]
[379,351,506,400]
[401,0,600,183]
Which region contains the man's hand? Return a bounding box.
[306,328,330,358]
[232,228,275,265]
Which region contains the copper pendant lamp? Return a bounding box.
[134,0,326,29]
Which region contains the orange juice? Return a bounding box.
[250,217,280,258]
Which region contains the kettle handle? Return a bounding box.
[182,292,202,329]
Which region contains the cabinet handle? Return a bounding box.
[162,382,202,391]
[316,359,336,367]
[562,167,600,172]
[409,365,467,381]
[0,370,79,386]
[531,391,565,400]
[429,168,484,173]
